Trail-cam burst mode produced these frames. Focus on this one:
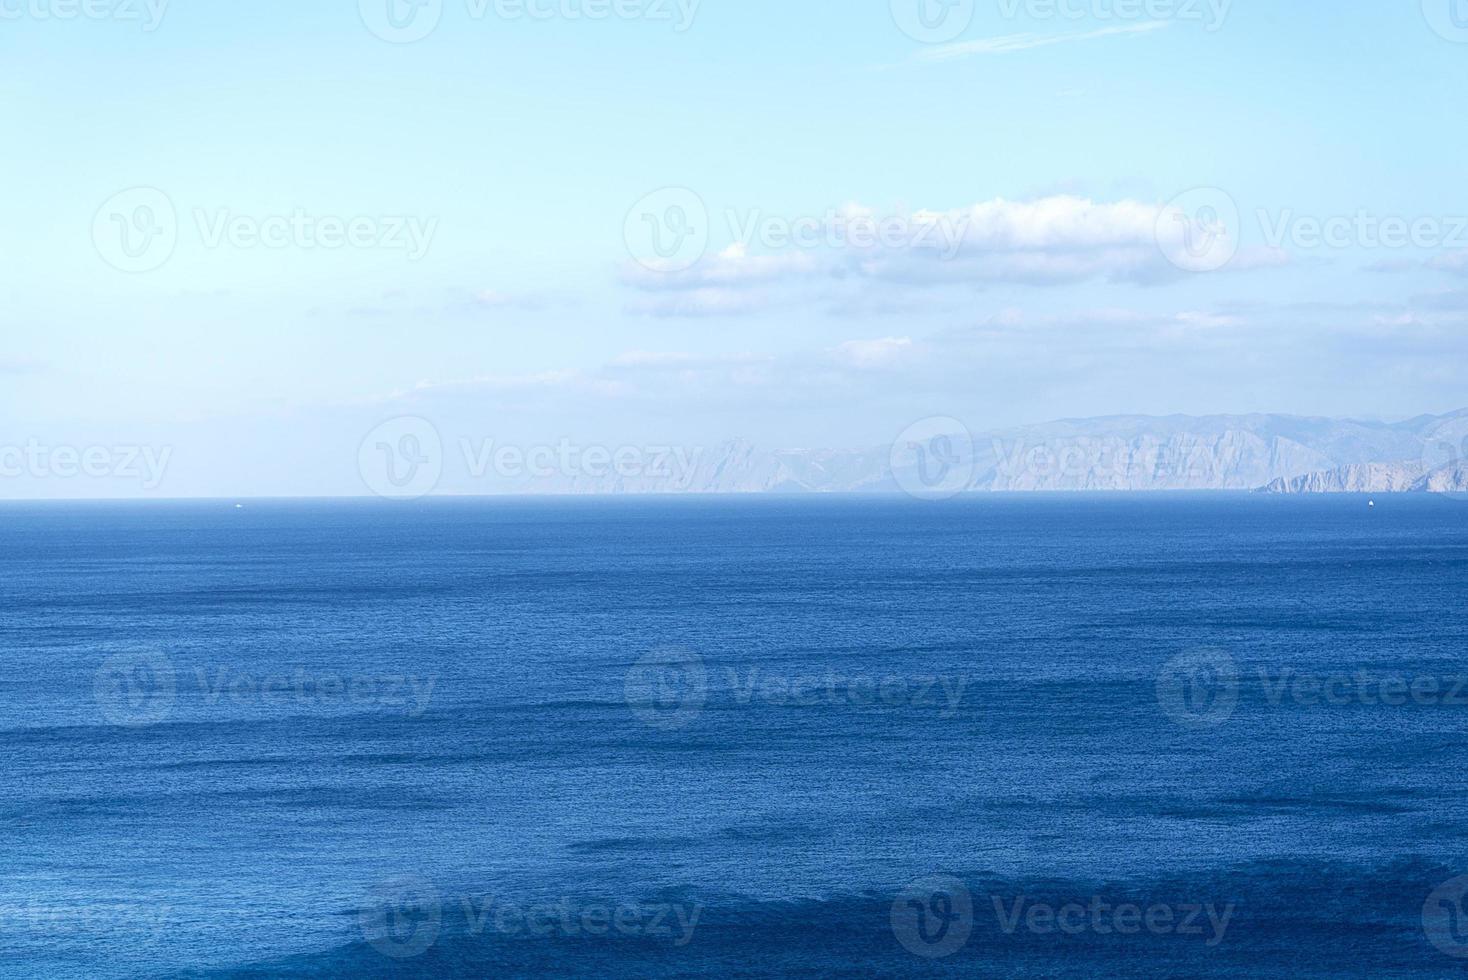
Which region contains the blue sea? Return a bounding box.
[2,495,1467,977]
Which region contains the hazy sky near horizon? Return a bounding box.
[3,0,1467,496]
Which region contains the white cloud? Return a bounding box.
[957,196,1162,249]
[617,195,1289,317]
[623,287,780,318]
[830,337,914,368]
[0,356,45,375]
[1227,246,1291,271]
[1174,311,1243,328]
[400,369,584,398]
[472,289,569,311]
[1428,251,1468,276]
[917,21,1168,62]
[858,196,1221,286]
[609,351,771,369]
[376,301,1468,447]
[621,243,820,292]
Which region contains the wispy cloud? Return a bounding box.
[918,21,1168,61]
[621,195,1279,318]
[830,337,914,369]
[471,289,576,311]
[1427,251,1468,277]
[0,356,46,375]
[608,351,772,370]
[374,301,1468,450]
[623,287,784,318]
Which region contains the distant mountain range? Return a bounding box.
[496,410,1468,495]
[1262,461,1468,494]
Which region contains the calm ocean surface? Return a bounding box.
[2,495,1467,977]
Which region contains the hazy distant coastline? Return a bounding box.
[468,410,1468,496]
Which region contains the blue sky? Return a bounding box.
[2,0,1467,496]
